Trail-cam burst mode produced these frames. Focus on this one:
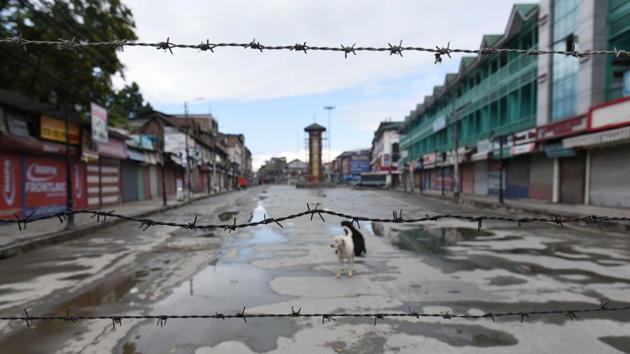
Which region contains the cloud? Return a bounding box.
[118,0,520,103]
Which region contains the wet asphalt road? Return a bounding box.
[1,185,630,353]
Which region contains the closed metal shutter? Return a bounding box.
[560,153,585,204]
[506,157,529,199]
[528,154,553,201]
[149,165,158,198]
[121,160,138,203]
[590,145,630,208]
[461,163,475,194]
[474,161,488,195]
[99,158,120,207]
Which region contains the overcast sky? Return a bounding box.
[116,0,533,169]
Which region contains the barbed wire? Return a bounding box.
[2,302,628,329]
[1,37,629,63]
[1,204,628,233]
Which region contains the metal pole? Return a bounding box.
[324,106,335,172]
[453,112,460,199]
[184,102,192,202]
[441,151,446,196]
[64,106,74,229]
[499,135,504,204]
[161,152,167,206]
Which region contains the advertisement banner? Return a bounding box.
[0,152,20,216]
[72,162,86,209]
[24,157,66,208]
[40,115,80,145]
[91,103,108,143]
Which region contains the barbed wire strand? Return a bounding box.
[2,205,627,233]
[1,37,629,62]
[3,303,628,328]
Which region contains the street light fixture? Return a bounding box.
[49,91,75,229]
[324,105,335,181]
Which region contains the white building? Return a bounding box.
[370,121,403,187]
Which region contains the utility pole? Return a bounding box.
[63,104,74,229]
[324,105,335,169]
[184,102,192,202]
[453,115,460,199]
[441,151,446,196]
[498,135,504,204]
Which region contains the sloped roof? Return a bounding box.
[304,123,326,132]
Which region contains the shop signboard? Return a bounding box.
[24,157,66,209]
[91,103,108,143]
[536,115,587,140]
[40,115,80,144]
[0,152,20,216]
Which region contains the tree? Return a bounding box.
[107,81,153,127]
[0,0,137,108]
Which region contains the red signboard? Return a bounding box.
[536,115,587,141]
[72,162,86,208]
[0,152,20,216]
[24,157,66,208]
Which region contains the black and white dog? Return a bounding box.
[340,220,366,257]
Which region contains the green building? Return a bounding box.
[399,4,539,198]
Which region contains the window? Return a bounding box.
[551,0,579,121]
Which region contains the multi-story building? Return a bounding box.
[287,159,308,184]
[399,1,630,208]
[257,157,288,184]
[400,4,539,197]
[535,0,630,208]
[333,149,371,184]
[371,121,402,187]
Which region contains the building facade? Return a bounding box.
[399,1,630,208]
[371,121,402,187]
[400,4,539,197]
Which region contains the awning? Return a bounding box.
[563,125,630,148]
[127,148,147,162]
[471,152,489,161]
[511,142,535,156]
[544,143,576,158]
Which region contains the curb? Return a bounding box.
[415,191,630,232]
[0,193,221,260]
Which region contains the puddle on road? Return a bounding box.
[119,263,295,353]
[374,224,493,256]
[372,223,630,285]
[599,336,630,353]
[0,273,140,353]
[218,211,239,222]
[233,201,287,246]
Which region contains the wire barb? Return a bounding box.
[388,40,404,57]
[341,43,356,59]
[434,42,451,64]
[156,37,174,54]
[291,42,308,54]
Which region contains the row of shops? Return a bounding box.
[0,91,241,218]
[404,96,630,209]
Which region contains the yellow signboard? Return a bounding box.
[40,115,80,145]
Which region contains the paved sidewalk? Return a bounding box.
[406,189,630,230]
[0,192,219,259]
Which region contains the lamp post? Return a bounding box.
[49,91,75,229]
[182,97,209,201]
[324,105,335,179]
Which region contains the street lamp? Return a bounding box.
[49,91,75,229]
[324,105,335,165]
[183,97,210,201]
